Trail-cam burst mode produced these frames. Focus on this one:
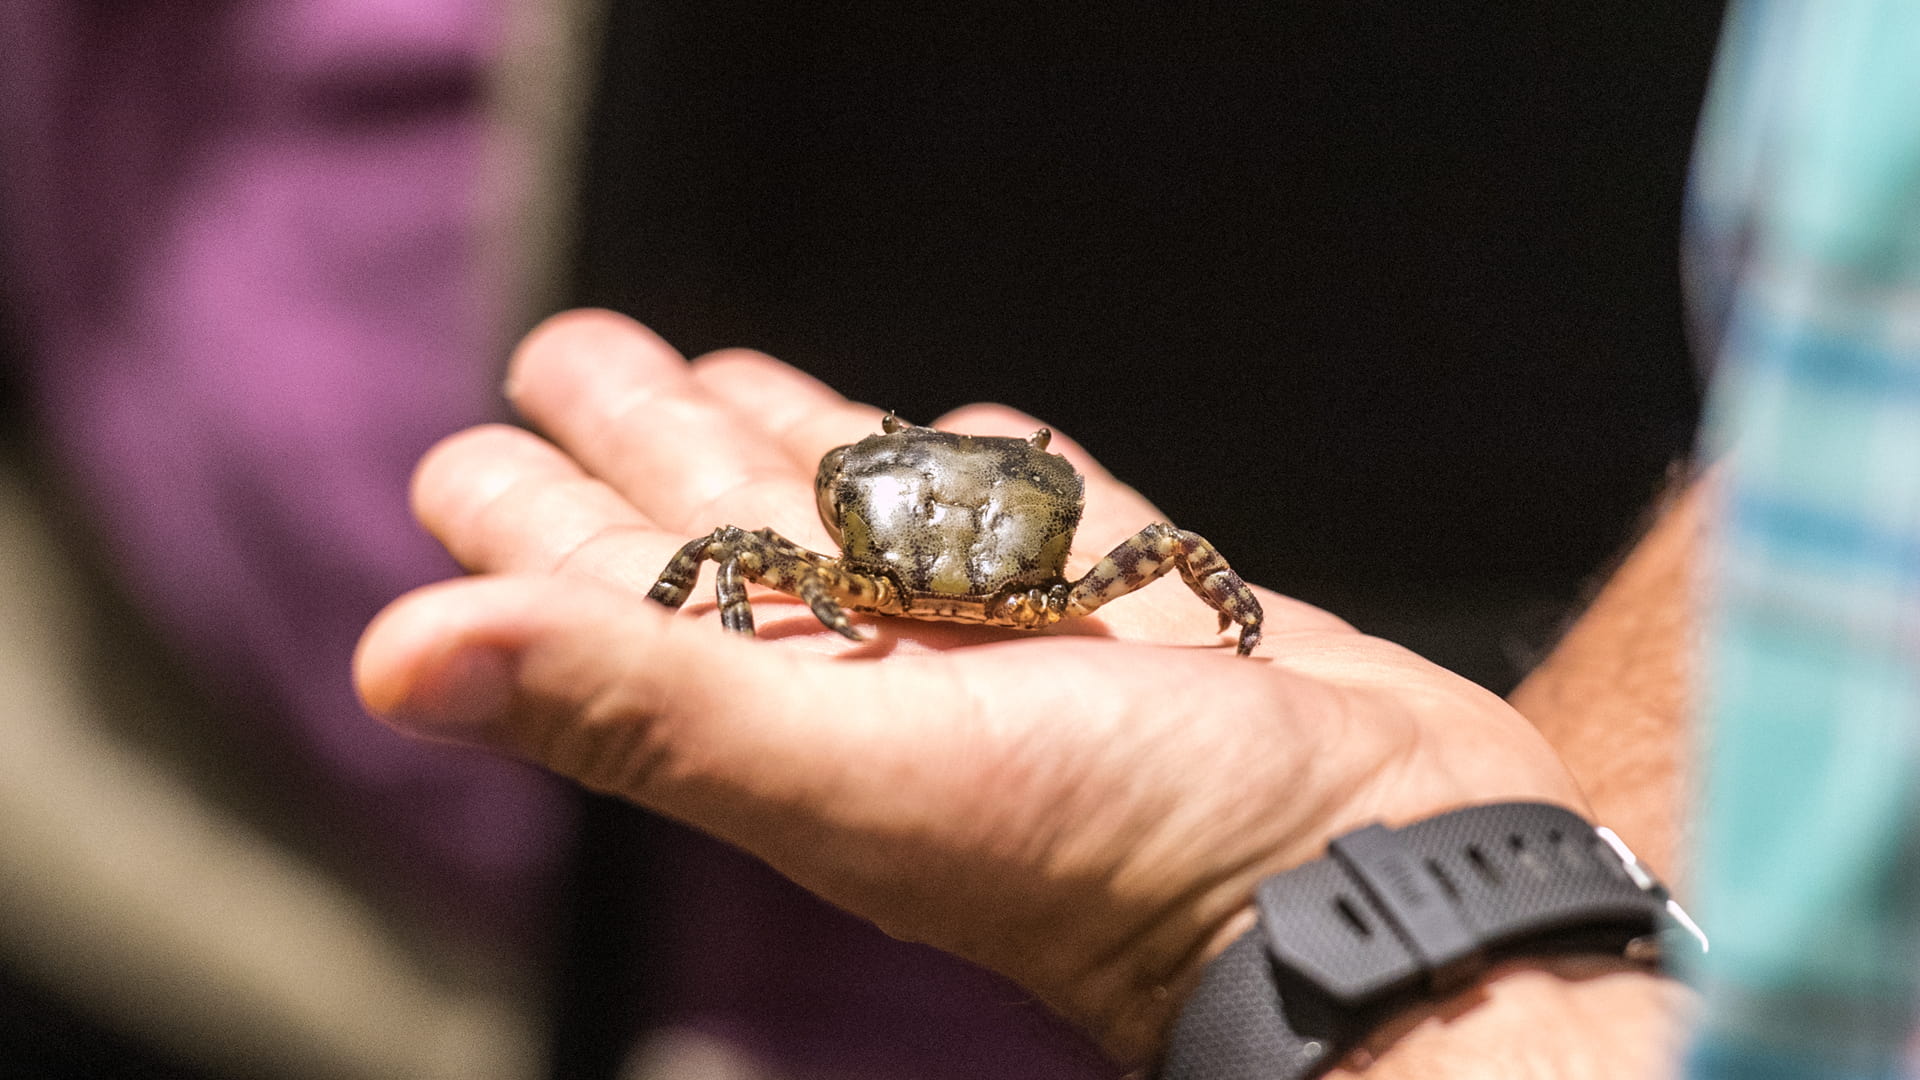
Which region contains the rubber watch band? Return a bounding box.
[1159,802,1704,1080]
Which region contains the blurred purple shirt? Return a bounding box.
[0,3,1110,1076]
[0,0,573,949]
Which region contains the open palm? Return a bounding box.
[355,310,1587,1064]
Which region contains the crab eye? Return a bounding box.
[881,412,906,434]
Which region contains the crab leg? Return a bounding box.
[716,557,754,634]
[645,525,901,639]
[1064,523,1264,655]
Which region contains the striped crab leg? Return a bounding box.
[646,526,902,639]
[1064,523,1264,655]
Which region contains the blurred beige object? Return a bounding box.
[621,1029,791,1080]
[0,446,543,1080]
[489,0,610,344]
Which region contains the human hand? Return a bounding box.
[354,310,1592,1065]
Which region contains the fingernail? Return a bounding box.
[389,644,515,743]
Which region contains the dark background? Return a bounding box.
[573,2,1723,693]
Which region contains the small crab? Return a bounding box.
[646,414,1264,654]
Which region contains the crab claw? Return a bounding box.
[1235,621,1262,657]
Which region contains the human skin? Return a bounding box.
[1510,478,1702,895]
[355,309,1689,1072]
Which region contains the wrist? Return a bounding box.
[1075,893,1266,1066]
[1152,803,1701,1078]
[1327,956,1692,1080]
[1138,921,1695,1080]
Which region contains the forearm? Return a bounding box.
[1508,477,1704,890]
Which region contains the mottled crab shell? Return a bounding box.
[814,426,1085,597]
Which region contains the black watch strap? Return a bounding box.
[1159,802,1704,1080]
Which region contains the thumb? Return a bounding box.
[353,574,919,848]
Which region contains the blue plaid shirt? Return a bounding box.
[1688,3,1920,1077]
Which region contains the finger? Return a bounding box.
[355,574,940,856]
[690,348,890,470]
[931,403,1166,552]
[410,424,862,639]
[412,423,686,589]
[506,310,827,545]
